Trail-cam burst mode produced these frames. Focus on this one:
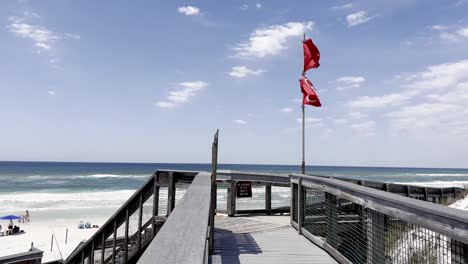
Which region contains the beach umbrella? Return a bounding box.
[0,215,21,220]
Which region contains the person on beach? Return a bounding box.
[8,220,13,229]
[25,210,30,222]
[0,225,4,236]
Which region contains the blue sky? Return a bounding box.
[1,0,468,167]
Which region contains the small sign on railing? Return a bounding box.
[236,182,252,198]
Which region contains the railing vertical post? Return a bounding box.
[209,130,219,255]
[406,185,411,197]
[167,172,176,216]
[153,172,160,237]
[101,231,105,264]
[290,181,295,225]
[90,240,94,264]
[424,187,429,201]
[227,180,236,217]
[297,178,303,234]
[325,193,338,247]
[265,184,272,215]
[124,208,129,263]
[112,219,117,264]
[368,212,385,264]
[138,192,143,251]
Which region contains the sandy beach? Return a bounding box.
[0,211,111,262]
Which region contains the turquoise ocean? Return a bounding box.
[1,161,467,220]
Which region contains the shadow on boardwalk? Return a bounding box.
[210,228,262,264]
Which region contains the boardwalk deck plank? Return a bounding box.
[210,216,337,264]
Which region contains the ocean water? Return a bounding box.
[0,161,467,217]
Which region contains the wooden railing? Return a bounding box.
[137,172,213,264]
[290,173,468,264]
[0,247,43,264]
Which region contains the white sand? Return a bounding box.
[0,216,110,262]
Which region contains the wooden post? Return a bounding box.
[406,185,411,197]
[101,232,105,264]
[167,172,176,216]
[138,192,143,251]
[209,130,219,255]
[297,178,303,234]
[124,208,129,263]
[265,185,272,215]
[290,182,296,224]
[369,212,385,264]
[325,193,338,247]
[90,240,94,264]
[112,219,117,264]
[227,181,236,217]
[424,187,429,201]
[65,229,68,244]
[153,172,160,237]
[385,183,390,192]
[50,234,54,251]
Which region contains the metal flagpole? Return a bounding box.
[301,102,305,174]
[301,32,306,175]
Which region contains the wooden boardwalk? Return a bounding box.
[210,215,337,264]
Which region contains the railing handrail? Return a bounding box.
[137,171,212,264]
[291,173,468,244]
[0,247,44,264]
[217,170,289,184]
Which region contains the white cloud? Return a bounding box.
[404,60,468,90]
[7,14,79,53]
[333,119,348,125]
[240,4,249,10]
[229,66,266,78]
[280,107,293,113]
[47,91,56,96]
[177,6,200,16]
[350,121,376,136]
[346,11,373,27]
[350,93,411,109]
[386,103,467,131]
[431,25,449,31]
[65,33,81,40]
[432,25,468,42]
[8,17,58,51]
[296,117,322,124]
[256,3,262,9]
[336,76,365,91]
[333,3,353,10]
[349,111,368,119]
[157,81,208,109]
[234,21,314,58]
[234,119,247,125]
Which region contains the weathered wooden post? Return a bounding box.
[265,185,272,215]
[50,234,54,251]
[153,171,160,236]
[209,130,219,255]
[167,171,176,216]
[137,192,143,250]
[65,228,68,244]
[227,180,236,216]
[297,178,303,234]
[325,193,338,248]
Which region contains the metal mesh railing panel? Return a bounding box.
[292,183,298,222]
[216,183,228,212]
[297,183,468,264]
[303,187,326,238]
[236,184,266,211]
[271,186,290,210]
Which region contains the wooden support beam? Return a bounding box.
[112,220,117,264]
[124,208,129,263]
[138,192,143,251]
[227,181,236,217]
[167,172,176,216]
[101,232,105,264]
[265,185,272,215]
[297,178,303,235]
[153,172,160,236]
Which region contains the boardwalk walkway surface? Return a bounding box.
[209,215,337,264]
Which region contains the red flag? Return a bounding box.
[300,75,321,107]
[303,38,320,73]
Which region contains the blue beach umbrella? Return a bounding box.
[0,215,21,220]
